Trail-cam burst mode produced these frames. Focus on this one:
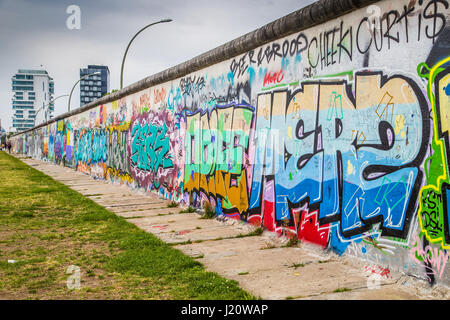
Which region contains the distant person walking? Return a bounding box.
[6,141,12,154]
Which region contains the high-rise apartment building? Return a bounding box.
[79,65,110,106]
[11,69,54,131]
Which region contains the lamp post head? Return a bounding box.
[87,71,101,77]
[120,18,172,90]
[84,71,101,77]
[68,72,102,112]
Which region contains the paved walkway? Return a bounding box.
[15,155,450,300]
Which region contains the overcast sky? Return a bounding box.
[0,0,316,131]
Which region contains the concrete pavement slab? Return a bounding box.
[301,283,423,300]
[157,225,251,244]
[116,208,181,219]
[107,202,170,213]
[175,237,387,299]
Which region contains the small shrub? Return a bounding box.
[201,201,215,219]
[283,237,300,247]
[179,206,196,213]
[248,227,264,236]
[167,201,178,208]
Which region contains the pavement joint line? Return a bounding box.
[134,219,232,229]
[295,281,403,300]
[108,203,167,209]
[110,207,169,213]
[85,194,123,197]
[101,199,164,205]
[121,212,179,218]
[100,200,162,205]
[56,178,93,181]
[171,233,266,247]
[144,223,238,233]
[122,216,159,220]
[66,183,109,187]
[94,198,152,202]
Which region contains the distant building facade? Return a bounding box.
[11,69,54,131]
[0,120,5,145]
[79,65,110,106]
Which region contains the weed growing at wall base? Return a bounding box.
[167,201,178,208]
[201,201,216,219]
[180,206,196,213]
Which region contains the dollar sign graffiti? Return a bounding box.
[423,0,447,43]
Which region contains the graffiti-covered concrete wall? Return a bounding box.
[12,0,450,287]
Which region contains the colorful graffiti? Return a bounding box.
[54,120,64,163]
[184,104,253,216]
[106,122,131,183]
[411,235,449,282]
[75,129,107,168]
[248,72,429,244]
[127,110,182,199]
[418,57,450,250]
[10,0,450,286]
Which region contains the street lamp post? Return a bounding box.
[34,94,69,126]
[68,71,101,112]
[120,19,172,90]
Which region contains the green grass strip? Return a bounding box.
[0,151,254,300]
